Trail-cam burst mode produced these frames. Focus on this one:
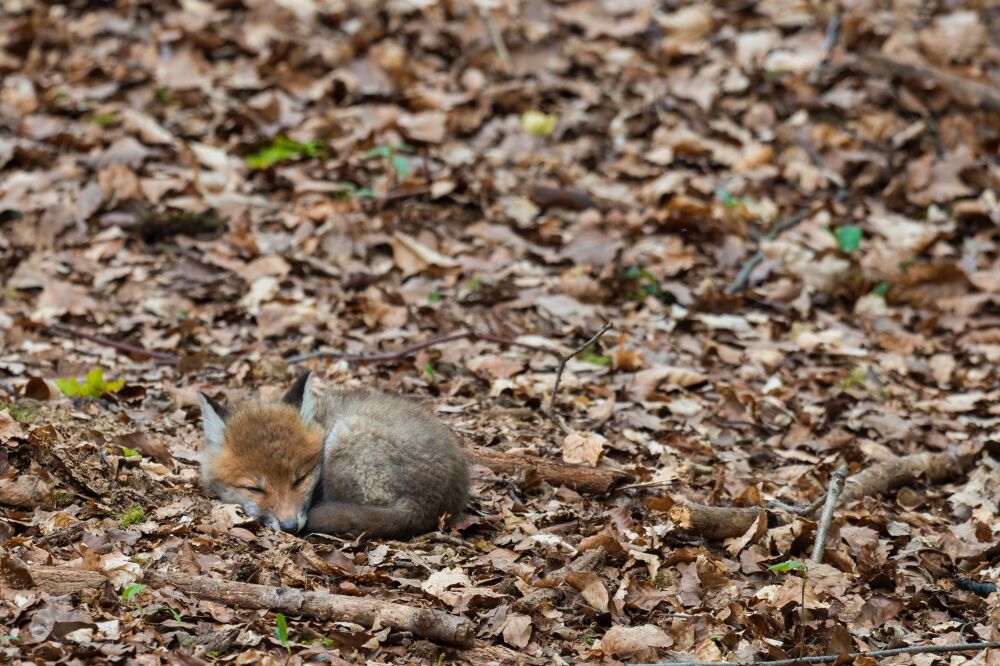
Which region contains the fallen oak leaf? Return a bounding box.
[633,366,708,399]
[390,231,459,276]
[561,432,606,467]
[565,571,609,612]
[601,624,672,662]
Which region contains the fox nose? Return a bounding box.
[279,519,300,533]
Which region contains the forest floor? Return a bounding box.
[2,1,1000,664]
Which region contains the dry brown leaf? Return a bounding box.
[565,571,609,612]
[561,432,606,467]
[886,261,972,309]
[0,474,49,508]
[633,366,708,399]
[601,624,672,662]
[500,613,532,649]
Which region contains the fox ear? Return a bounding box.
[283,371,315,424]
[197,392,228,454]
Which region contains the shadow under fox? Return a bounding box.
[198,372,469,538]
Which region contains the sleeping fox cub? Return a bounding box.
[197,372,469,538]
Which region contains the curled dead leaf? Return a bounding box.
[561,432,606,467]
[886,261,972,309]
[601,624,672,662]
[633,366,708,399]
[565,571,609,612]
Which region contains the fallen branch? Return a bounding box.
[807,13,840,85]
[547,322,612,414]
[467,445,631,494]
[476,5,514,77]
[20,562,475,646]
[287,330,561,365]
[48,322,180,364]
[726,209,811,294]
[810,465,847,564]
[668,451,974,540]
[634,641,1000,666]
[839,451,973,503]
[859,52,1000,113]
[667,502,764,540]
[514,546,606,612]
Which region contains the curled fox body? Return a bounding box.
[197,372,469,538]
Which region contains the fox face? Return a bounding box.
[198,373,323,533]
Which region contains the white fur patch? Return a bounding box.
[198,393,227,453]
[299,372,316,424]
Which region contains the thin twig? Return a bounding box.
[547,322,612,414]
[287,331,561,365]
[635,641,1000,666]
[48,322,180,364]
[810,464,847,564]
[476,5,514,77]
[807,13,841,85]
[726,209,811,294]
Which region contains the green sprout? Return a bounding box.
[245,137,324,169]
[55,368,125,399]
[275,612,290,655]
[118,505,145,529]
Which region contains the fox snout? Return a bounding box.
[264,510,307,534]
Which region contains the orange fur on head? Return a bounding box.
[202,402,324,532]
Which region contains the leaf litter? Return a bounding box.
[1,0,1000,664]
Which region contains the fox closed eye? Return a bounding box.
[292,474,309,488]
[242,486,267,495]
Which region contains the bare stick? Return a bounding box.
[632,641,1000,666]
[547,322,612,414]
[467,445,631,494]
[476,5,514,77]
[670,451,974,541]
[287,331,561,365]
[20,562,474,646]
[809,465,847,564]
[668,501,763,540]
[839,451,972,503]
[48,322,180,364]
[807,13,841,85]
[726,210,811,294]
[859,52,1000,113]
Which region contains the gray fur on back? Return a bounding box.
[312,390,469,534]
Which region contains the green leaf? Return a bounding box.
[580,353,612,366]
[872,281,888,297]
[364,145,392,159]
[768,560,808,573]
[54,377,81,398]
[245,137,324,169]
[427,290,442,304]
[56,368,126,399]
[120,447,140,458]
[423,363,437,379]
[275,612,290,654]
[352,187,376,199]
[521,110,558,136]
[0,635,18,641]
[714,187,744,209]
[121,583,148,603]
[390,153,410,180]
[835,225,862,253]
[118,504,145,529]
[159,606,182,621]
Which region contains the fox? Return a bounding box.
[196,371,469,538]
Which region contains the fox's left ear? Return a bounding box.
[283,371,316,424]
[197,392,229,455]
